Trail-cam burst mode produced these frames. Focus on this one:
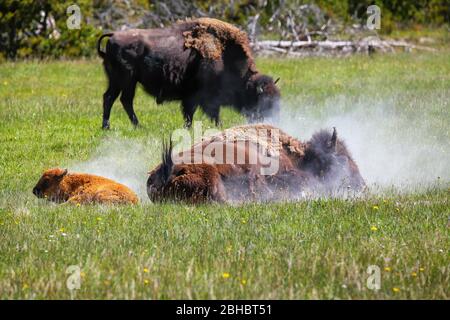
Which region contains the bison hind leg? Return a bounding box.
[120,81,139,127]
[102,57,140,129]
[102,83,121,129]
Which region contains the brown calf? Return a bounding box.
[33,168,139,205]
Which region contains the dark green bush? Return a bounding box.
[0,0,101,60]
[0,0,448,60]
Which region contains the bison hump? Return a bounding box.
[180,18,257,75]
[189,124,305,159]
[183,29,223,60]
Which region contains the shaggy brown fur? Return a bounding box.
[181,17,256,73]
[33,168,139,205]
[147,124,365,204]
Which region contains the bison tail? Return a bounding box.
[97,33,114,59]
[161,137,174,183]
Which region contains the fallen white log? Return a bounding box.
[384,40,437,52]
[253,40,354,49]
[251,39,437,54]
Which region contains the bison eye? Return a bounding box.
[40,180,49,190]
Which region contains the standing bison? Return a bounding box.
[97,18,280,129]
[147,124,365,203]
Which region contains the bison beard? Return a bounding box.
[147,124,366,204]
[97,18,280,129]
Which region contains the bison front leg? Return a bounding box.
[67,194,93,205]
[202,103,222,127]
[120,81,139,127]
[182,97,198,129]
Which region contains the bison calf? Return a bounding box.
[33,168,138,205]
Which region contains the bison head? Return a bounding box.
[147,139,174,202]
[244,74,280,123]
[303,128,365,192]
[33,168,68,202]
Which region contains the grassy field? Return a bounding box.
[0,50,449,299]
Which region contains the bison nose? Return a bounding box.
[33,187,39,196]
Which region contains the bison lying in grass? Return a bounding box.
[97,18,280,129]
[147,124,365,203]
[33,168,138,205]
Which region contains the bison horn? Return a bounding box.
[257,85,264,94]
[274,77,280,85]
[329,127,337,150]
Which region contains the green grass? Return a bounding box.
[0,51,449,299]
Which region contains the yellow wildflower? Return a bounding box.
[392,287,400,293]
[373,205,379,210]
[241,279,247,285]
[222,272,230,279]
[370,226,378,231]
[411,272,417,277]
[143,268,149,273]
[384,267,391,272]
